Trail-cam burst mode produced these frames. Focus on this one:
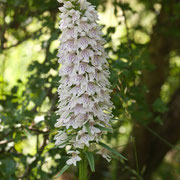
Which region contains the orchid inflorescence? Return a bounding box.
[55,0,114,166]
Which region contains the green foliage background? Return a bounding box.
[0,0,180,179]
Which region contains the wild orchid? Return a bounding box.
[54,0,126,178]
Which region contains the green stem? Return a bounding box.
[79,152,88,180]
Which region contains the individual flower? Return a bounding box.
[55,0,114,166]
[96,149,112,162]
[66,150,81,166]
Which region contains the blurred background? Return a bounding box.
[0,0,180,179]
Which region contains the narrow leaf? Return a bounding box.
[57,136,73,147]
[58,140,69,148]
[99,142,127,161]
[85,123,92,135]
[55,165,70,178]
[85,152,95,172]
[95,125,113,133]
[111,118,124,122]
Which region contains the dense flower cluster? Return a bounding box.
[55,0,114,166]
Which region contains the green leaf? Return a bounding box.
[95,125,113,133]
[99,142,127,161]
[55,165,70,178]
[4,159,16,175]
[85,123,92,135]
[57,135,74,147]
[107,27,116,34]
[154,116,163,125]
[85,152,95,172]
[111,118,125,122]
[152,98,168,113]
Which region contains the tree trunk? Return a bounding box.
[118,0,180,179]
